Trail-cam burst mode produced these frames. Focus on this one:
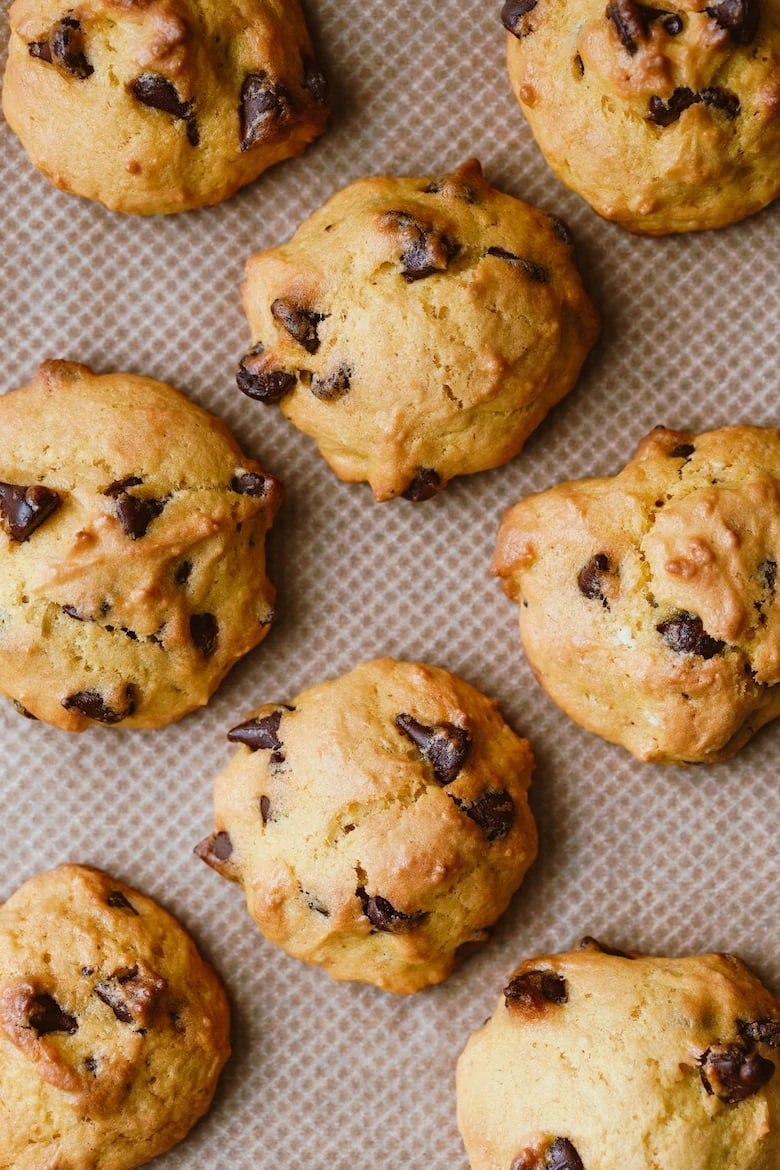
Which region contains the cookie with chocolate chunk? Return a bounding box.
[0,865,230,1168]
[238,160,598,501]
[492,425,780,764]
[0,360,281,731]
[2,0,329,214]
[502,0,780,232]
[196,658,537,994]
[457,943,780,1170]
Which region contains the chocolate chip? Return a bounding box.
[505,969,568,1012]
[453,791,515,841]
[236,343,297,403]
[301,887,330,916]
[240,72,291,150]
[356,887,424,932]
[502,0,539,36]
[546,1139,585,1170]
[271,298,325,354]
[232,472,272,497]
[131,72,198,144]
[228,709,284,752]
[759,560,777,593]
[606,0,647,53]
[114,492,165,539]
[648,86,739,126]
[106,890,138,915]
[212,831,234,861]
[104,476,143,497]
[671,442,695,458]
[29,39,53,62]
[190,613,218,659]
[301,54,329,105]
[700,86,741,118]
[395,714,471,784]
[29,18,93,77]
[382,212,459,282]
[194,831,237,877]
[699,1043,775,1103]
[28,993,78,1036]
[548,215,573,246]
[61,687,135,724]
[84,1055,98,1075]
[174,560,192,586]
[705,0,759,43]
[312,365,351,401]
[402,468,442,502]
[94,964,167,1028]
[12,701,37,720]
[486,247,550,283]
[0,482,61,542]
[650,7,683,34]
[577,554,611,605]
[739,1019,780,1048]
[260,795,271,823]
[578,936,633,958]
[657,613,725,658]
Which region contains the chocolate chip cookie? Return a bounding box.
[0,360,281,731]
[493,426,780,764]
[457,941,780,1170]
[0,864,230,1168]
[3,0,329,214]
[196,658,537,994]
[502,0,780,233]
[238,160,599,501]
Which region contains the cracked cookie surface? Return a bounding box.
[503,0,780,232]
[457,943,780,1170]
[238,160,599,502]
[3,0,329,214]
[0,864,230,1170]
[196,658,537,994]
[492,425,780,764]
[0,360,281,731]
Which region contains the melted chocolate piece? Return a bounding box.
[546,1139,585,1170]
[240,73,291,150]
[61,688,135,724]
[114,492,165,539]
[190,613,218,659]
[648,86,740,126]
[657,613,725,658]
[29,39,53,63]
[739,1019,780,1048]
[301,54,329,105]
[486,247,549,283]
[211,831,233,861]
[106,890,138,915]
[383,212,458,282]
[577,554,611,604]
[502,0,539,37]
[194,831,236,876]
[453,791,515,840]
[311,366,351,401]
[131,72,198,145]
[260,795,271,823]
[548,214,574,246]
[505,969,568,1011]
[28,993,78,1036]
[104,476,143,497]
[232,472,272,497]
[30,17,93,77]
[94,964,166,1027]
[228,709,284,752]
[402,468,442,502]
[271,299,325,354]
[0,482,61,542]
[395,714,471,784]
[699,1042,775,1102]
[174,560,192,586]
[356,887,424,932]
[705,0,759,43]
[671,442,695,458]
[237,344,297,403]
[606,0,647,53]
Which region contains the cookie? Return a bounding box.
[2,0,329,215]
[0,360,281,731]
[0,864,230,1169]
[196,658,537,995]
[502,0,780,233]
[238,159,599,502]
[492,426,780,764]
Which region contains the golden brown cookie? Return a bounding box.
[0,360,281,731]
[493,425,780,764]
[2,0,329,214]
[0,864,230,1169]
[502,0,780,233]
[457,940,780,1170]
[196,658,537,994]
[238,160,599,501]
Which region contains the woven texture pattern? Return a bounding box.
[0,1,778,1166]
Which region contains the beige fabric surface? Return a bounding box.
[0,1,777,1167]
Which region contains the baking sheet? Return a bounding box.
[0,1,778,1166]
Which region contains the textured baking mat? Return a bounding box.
[0,1,778,1166]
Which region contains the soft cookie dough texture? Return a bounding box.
[0,360,281,731]
[502,0,780,233]
[3,0,329,214]
[238,160,599,502]
[457,942,780,1170]
[196,659,537,994]
[0,865,230,1170]
[493,426,780,764]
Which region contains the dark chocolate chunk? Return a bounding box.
[454,790,515,841]
[548,214,574,246]
[104,476,143,497]
[700,86,741,118]
[12,701,37,720]
[62,605,85,621]
[657,612,725,659]
[486,247,550,283]
[311,365,351,401]
[301,54,329,105]
[271,298,325,354]
[648,86,740,125]
[260,795,271,823]
[395,713,471,784]
[211,831,233,861]
[237,345,297,403]
[577,553,611,604]
[49,16,93,78]
[759,560,777,593]
[502,0,539,37]
[546,1139,585,1170]
[232,472,272,497]
[699,1042,775,1103]
[0,482,61,542]
[94,964,167,1027]
[505,969,568,1011]
[402,467,442,502]
[739,1019,780,1048]
[114,492,165,540]
[650,7,683,34]
[356,887,424,932]
[194,831,237,877]
[29,38,53,62]
[705,0,760,43]
[174,560,192,586]
[106,890,139,915]
[382,212,458,282]
[84,1055,98,1075]
[61,687,135,724]
[28,993,78,1036]
[240,72,291,150]
[228,709,284,752]
[671,442,695,458]
[578,936,633,958]
[131,72,198,144]
[606,0,647,53]
[190,613,218,659]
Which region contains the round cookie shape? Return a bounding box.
[0,360,281,731]
[502,0,780,233]
[196,658,537,994]
[2,0,329,214]
[492,425,780,764]
[0,864,230,1169]
[457,942,780,1170]
[238,160,599,502]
